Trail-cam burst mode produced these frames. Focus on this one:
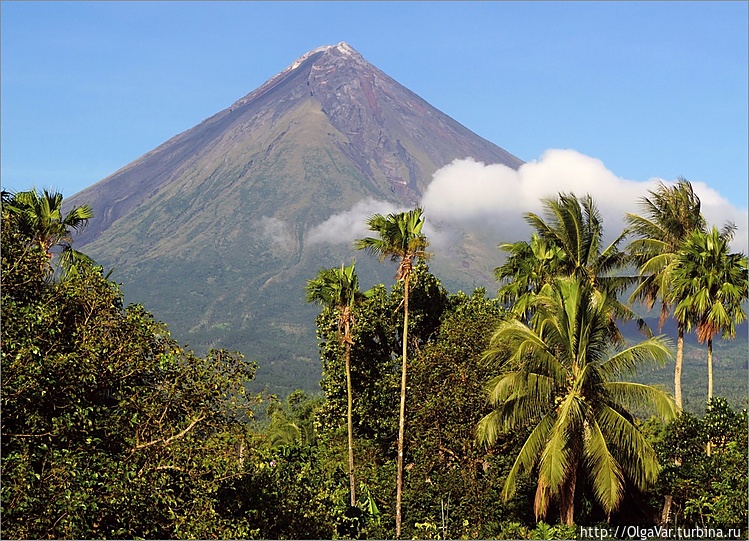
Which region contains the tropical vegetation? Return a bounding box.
[354,207,429,539]
[306,262,366,506]
[625,179,706,408]
[478,277,678,525]
[670,225,748,404]
[2,184,746,539]
[2,187,95,277]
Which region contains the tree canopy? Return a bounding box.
[2,194,260,538]
[2,188,746,539]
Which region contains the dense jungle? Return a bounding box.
[2,182,747,540]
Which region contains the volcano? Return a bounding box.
[66,42,523,394]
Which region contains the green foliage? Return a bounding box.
[477,276,677,525]
[306,262,365,316]
[529,521,578,540]
[649,398,748,534]
[264,390,321,448]
[313,277,546,538]
[496,232,564,319]
[626,178,706,317]
[3,187,95,277]
[227,390,386,540]
[1,204,260,539]
[405,289,527,538]
[315,282,396,449]
[355,207,432,538]
[524,193,630,289]
[669,225,748,403]
[219,444,341,539]
[306,262,365,505]
[4,186,746,539]
[631,326,748,414]
[625,178,708,408]
[354,207,428,280]
[502,192,642,343]
[671,225,748,344]
[310,264,448,531]
[315,262,448,452]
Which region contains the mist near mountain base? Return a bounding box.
[306,197,410,245]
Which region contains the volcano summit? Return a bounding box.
[67,42,522,393]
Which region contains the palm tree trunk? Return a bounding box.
[559,466,577,526]
[395,274,410,539]
[660,495,673,526]
[674,323,684,408]
[345,340,356,507]
[706,337,713,457]
[666,323,686,515]
[707,337,713,403]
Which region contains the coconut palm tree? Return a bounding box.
[3,187,94,277]
[625,178,706,408]
[670,225,748,404]
[495,232,564,321]
[505,193,641,342]
[526,193,629,284]
[477,276,677,525]
[355,207,428,538]
[306,262,365,507]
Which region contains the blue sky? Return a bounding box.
[2,1,747,213]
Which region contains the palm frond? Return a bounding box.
[486,390,552,433]
[496,413,556,500]
[538,393,583,490]
[57,245,97,279]
[595,404,661,490]
[598,337,672,379]
[603,381,678,421]
[584,418,624,516]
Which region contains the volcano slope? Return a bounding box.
[66,42,523,394]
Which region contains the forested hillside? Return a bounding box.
[2,185,747,539]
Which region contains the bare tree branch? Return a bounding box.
[134,415,206,450]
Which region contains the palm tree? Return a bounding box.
[625,178,706,408]
[670,226,748,404]
[495,232,564,321]
[306,262,364,507]
[355,207,428,538]
[477,276,677,525]
[3,187,94,276]
[504,193,641,342]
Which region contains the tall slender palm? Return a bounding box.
[355,207,428,538]
[3,187,94,276]
[504,193,640,342]
[306,262,364,507]
[670,226,748,404]
[625,178,706,408]
[478,276,677,525]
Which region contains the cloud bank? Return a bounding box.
[306,149,748,255]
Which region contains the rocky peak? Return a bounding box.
[220,42,521,204]
[235,42,368,108]
[292,41,362,66]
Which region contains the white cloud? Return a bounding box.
[306,197,404,245]
[304,149,748,259]
[421,150,748,253]
[693,181,749,254]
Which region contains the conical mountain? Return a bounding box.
[67,42,522,393]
